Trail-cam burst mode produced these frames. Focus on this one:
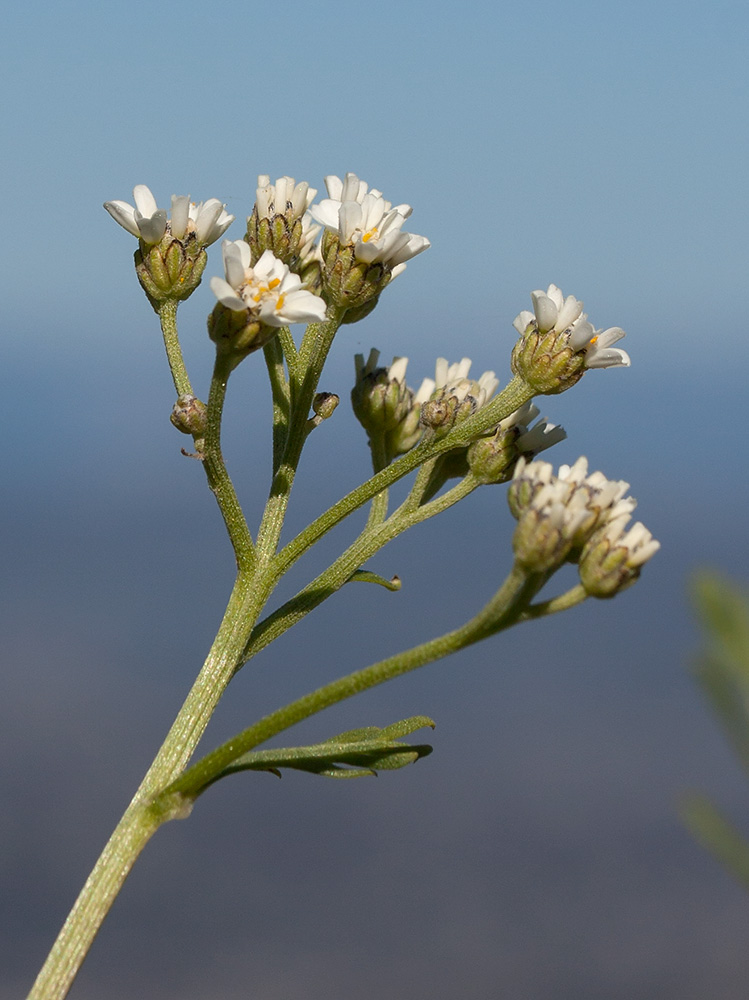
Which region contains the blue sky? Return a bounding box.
[3,1,749,997]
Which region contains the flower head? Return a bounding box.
[208,244,327,367]
[104,185,234,308]
[511,284,630,394]
[308,173,429,314]
[579,515,660,597]
[507,456,643,571]
[466,403,566,485]
[210,243,327,327]
[351,349,424,467]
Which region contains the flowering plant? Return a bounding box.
[27,174,658,1000]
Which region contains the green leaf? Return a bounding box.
[692,572,749,774]
[209,716,435,782]
[681,794,749,890]
[347,569,402,591]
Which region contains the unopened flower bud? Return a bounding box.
[579,517,660,598]
[419,359,499,438]
[312,392,340,421]
[352,351,413,434]
[170,394,207,437]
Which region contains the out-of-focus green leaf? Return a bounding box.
[692,572,749,774]
[681,794,749,891]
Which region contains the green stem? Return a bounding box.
[159,300,193,397]
[203,354,256,573]
[263,337,291,476]
[167,562,549,799]
[255,311,344,561]
[243,474,481,664]
[269,375,533,585]
[26,568,271,1000]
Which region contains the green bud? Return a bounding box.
[352,367,413,435]
[312,392,340,421]
[511,326,586,395]
[170,394,208,437]
[420,391,477,437]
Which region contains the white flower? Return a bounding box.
[309,172,429,272]
[255,175,317,222]
[104,185,234,247]
[509,455,640,551]
[210,243,327,327]
[513,284,630,370]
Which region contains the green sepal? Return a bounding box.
[209,716,434,782]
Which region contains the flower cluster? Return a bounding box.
[511,284,629,394]
[508,457,659,591]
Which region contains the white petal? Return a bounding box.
[170,195,190,239]
[137,211,167,245]
[103,200,140,237]
[531,292,558,334]
[210,276,247,311]
[513,310,534,335]
[133,185,159,218]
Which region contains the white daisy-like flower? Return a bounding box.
[255,175,317,222]
[104,185,234,247]
[309,173,429,272]
[210,243,327,327]
[513,284,630,370]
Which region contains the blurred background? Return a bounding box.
[2,0,749,996]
